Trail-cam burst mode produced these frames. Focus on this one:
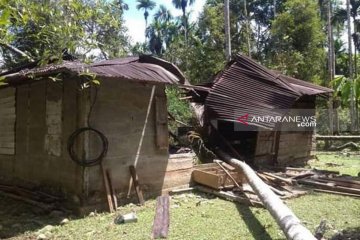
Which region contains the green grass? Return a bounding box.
[1,153,360,240]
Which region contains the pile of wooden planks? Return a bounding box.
[258,167,360,198]
[0,184,65,211]
[192,161,360,206]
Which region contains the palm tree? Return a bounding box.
[154,5,173,23]
[146,20,165,55]
[172,0,195,41]
[136,0,156,35]
[118,0,129,11]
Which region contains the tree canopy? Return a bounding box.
[0,0,129,68]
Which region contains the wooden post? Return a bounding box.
[152,195,170,239]
[106,170,118,210]
[216,150,316,240]
[101,163,114,213]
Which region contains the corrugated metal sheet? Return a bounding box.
[204,54,333,129]
[1,56,185,85]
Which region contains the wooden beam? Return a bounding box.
[195,185,263,207]
[106,170,118,210]
[298,179,360,195]
[129,165,145,205]
[152,195,170,239]
[313,189,360,198]
[315,135,360,140]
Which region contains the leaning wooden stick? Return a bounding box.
[101,163,115,212]
[129,165,145,205]
[214,160,241,188]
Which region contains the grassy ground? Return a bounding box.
[1,153,359,240]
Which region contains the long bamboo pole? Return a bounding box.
[216,150,316,240]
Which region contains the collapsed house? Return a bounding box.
[190,54,333,166]
[0,56,194,213]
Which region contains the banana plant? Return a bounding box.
[331,75,360,106]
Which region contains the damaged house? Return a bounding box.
[0,56,194,213]
[190,54,333,166]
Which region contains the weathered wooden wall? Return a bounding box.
[84,80,172,206]
[1,78,196,212]
[254,97,316,166]
[0,78,83,203]
[0,87,15,155]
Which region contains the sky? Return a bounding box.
[124,0,206,43]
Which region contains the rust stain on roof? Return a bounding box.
[1,55,186,86]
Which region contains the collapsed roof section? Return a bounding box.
[0,55,186,86]
[200,54,333,129]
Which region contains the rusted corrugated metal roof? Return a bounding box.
[1,55,185,85]
[204,54,333,129]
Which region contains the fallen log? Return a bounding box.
[315,135,360,140]
[216,150,316,240]
[329,142,359,151]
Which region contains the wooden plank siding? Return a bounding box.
[44,80,63,157]
[0,87,16,155]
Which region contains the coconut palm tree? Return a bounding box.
[146,20,164,55]
[172,0,195,41]
[118,0,129,11]
[136,0,156,34]
[154,5,173,23]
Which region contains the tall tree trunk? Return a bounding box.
[183,11,187,44]
[216,150,317,240]
[346,0,356,132]
[244,0,251,56]
[273,0,276,17]
[327,0,334,135]
[224,0,231,61]
[354,17,359,132]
